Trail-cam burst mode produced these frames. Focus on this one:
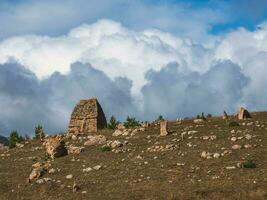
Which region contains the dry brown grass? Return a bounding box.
[0,112,266,200]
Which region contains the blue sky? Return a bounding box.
[1,0,267,135]
[0,0,267,39]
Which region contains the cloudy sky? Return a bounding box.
[1,0,267,136]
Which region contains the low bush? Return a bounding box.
[228,121,239,127]
[243,159,256,169]
[100,146,112,152]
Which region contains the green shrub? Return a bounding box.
[157,115,164,121]
[207,113,212,118]
[197,112,207,120]
[228,121,239,127]
[42,152,51,161]
[100,146,112,152]
[243,160,256,168]
[107,116,119,130]
[9,131,24,149]
[124,116,140,128]
[35,125,45,139]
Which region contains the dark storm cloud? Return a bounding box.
[141,60,249,120]
[0,62,136,136]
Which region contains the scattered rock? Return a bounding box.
[84,135,106,146]
[226,166,236,170]
[66,174,73,179]
[73,183,79,193]
[107,140,123,148]
[68,145,85,154]
[193,119,204,123]
[213,153,220,159]
[48,168,56,174]
[232,144,242,150]
[201,151,207,158]
[16,143,24,148]
[117,123,125,130]
[245,134,252,140]
[244,144,252,149]
[231,137,237,142]
[83,167,92,172]
[112,130,123,137]
[93,165,102,170]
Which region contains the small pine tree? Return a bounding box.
[9,131,24,149]
[201,112,206,120]
[124,116,140,128]
[35,125,45,139]
[207,113,212,118]
[157,115,164,121]
[107,116,119,129]
[25,134,31,140]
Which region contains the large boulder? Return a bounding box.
[237,107,251,120]
[43,137,68,159]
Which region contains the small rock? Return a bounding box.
[83,167,92,172]
[36,179,44,184]
[84,135,106,146]
[244,144,252,149]
[112,130,123,137]
[213,153,220,159]
[66,174,73,179]
[73,183,79,193]
[48,168,56,174]
[232,144,242,150]
[117,123,125,130]
[226,166,236,170]
[93,165,102,170]
[43,178,52,182]
[231,137,237,142]
[230,130,235,134]
[193,119,204,123]
[201,151,207,158]
[245,134,252,140]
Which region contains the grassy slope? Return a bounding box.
[0,112,266,200]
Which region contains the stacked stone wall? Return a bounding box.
[68,98,106,135]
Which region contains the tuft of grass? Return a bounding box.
[243,159,256,169]
[100,146,112,152]
[228,121,239,127]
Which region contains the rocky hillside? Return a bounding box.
[0,112,266,200]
